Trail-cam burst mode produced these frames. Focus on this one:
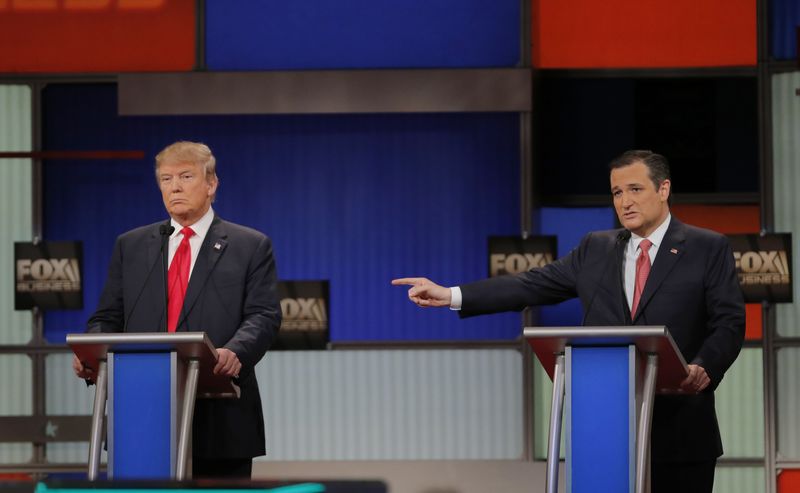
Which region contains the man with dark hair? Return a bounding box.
[393,150,745,492]
[73,141,281,478]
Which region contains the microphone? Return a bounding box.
[123,223,173,332]
[581,230,630,325]
[159,224,174,331]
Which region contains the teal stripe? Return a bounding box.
[37,484,326,493]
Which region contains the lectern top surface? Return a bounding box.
[523,325,689,393]
[67,331,239,398]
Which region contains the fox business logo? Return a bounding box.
[490,253,554,277]
[0,0,164,12]
[280,297,328,331]
[734,250,791,286]
[16,258,81,292]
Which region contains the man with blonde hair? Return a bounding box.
[74,141,281,478]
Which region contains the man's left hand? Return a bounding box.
[680,364,710,393]
[214,348,242,377]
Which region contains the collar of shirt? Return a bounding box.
[623,213,671,309]
[170,206,214,244]
[627,213,671,261]
[167,206,215,273]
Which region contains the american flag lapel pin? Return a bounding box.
[670,248,678,254]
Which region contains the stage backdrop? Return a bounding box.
[41,83,521,343]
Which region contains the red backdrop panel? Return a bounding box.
[779,469,800,492]
[671,204,761,340]
[0,0,195,72]
[532,0,756,68]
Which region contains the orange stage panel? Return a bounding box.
[0,0,195,73]
[532,0,756,68]
[672,204,762,340]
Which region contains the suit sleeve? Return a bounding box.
[459,233,588,317]
[86,237,125,333]
[222,235,282,370]
[693,235,746,388]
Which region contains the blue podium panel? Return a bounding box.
[567,346,633,493]
[110,352,172,479]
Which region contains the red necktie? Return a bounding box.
[167,227,194,332]
[631,239,652,317]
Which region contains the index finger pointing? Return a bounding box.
[391,278,424,286]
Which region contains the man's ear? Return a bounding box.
[659,179,671,202]
[207,176,219,197]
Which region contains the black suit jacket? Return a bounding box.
[460,218,745,461]
[87,215,282,459]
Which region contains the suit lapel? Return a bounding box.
[632,219,686,323]
[144,223,169,332]
[615,234,633,324]
[146,227,162,280]
[178,216,228,329]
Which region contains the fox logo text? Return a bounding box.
[16,258,81,292]
[280,297,327,331]
[490,253,554,277]
[734,250,791,286]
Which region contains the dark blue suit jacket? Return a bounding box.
[88,215,282,459]
[460,218,745,461]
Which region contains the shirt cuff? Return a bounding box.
[449,286,462,310]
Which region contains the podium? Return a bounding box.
[524,326,688,493]
[67,332,240,481]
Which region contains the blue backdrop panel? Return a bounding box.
[569,346,631,493]
[771,0,800,60]
[537,207,616,327]
[42,84,521,343]
[112,352,171,478]
[205,0,520,70]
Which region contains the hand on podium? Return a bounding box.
[680,364,710,394]
[72,354,95,383]
[214,348,242,378]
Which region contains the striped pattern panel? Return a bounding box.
[716,348,764,458]
[0,355,32,416]
[44,354,106,464]
[773,72,800,337]
[778,348,800,458]
[45,353,96,415]
[0,84,33,466]
[0,353,33,464]
[0,84,33,345]
[713,466,765,493]
[255,349,524,460]
[0,444,32,464]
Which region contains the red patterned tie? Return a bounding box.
[631,239,652,317]
[167,227,194,332]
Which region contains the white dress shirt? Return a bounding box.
[168,206,215,277]
[623,214,671,310]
